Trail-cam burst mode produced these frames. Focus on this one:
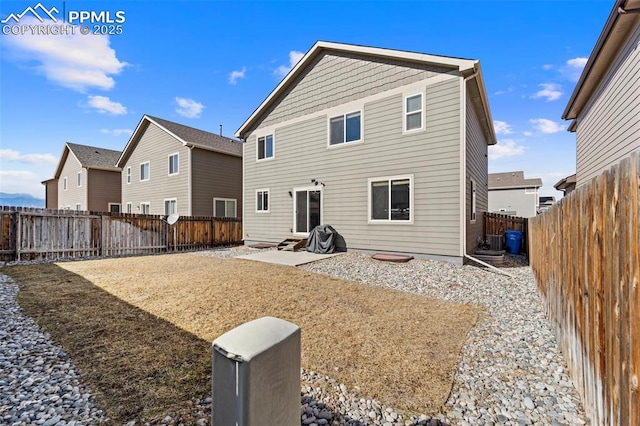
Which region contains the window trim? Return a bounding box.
[256,134,275,162]
[126,166,131,184]
[140,202,150,214]
[163,198,177,216]
[403,92,424,134]
[63,177,67,191]
[140,161,150,182]
[77,171,82,187]
[76,203,82,211]
[327,110,363,148]
[367,174,414,224]
[168,152,179,176]
[470,178,477,223]
[255,188,270,213]
[213,197,238,218]
[108,203,121,213]
[125,202,132,213]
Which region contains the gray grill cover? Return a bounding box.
[306,225,346,254]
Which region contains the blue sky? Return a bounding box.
[0,0,613,198]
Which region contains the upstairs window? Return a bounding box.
[77,171,82,187]
[168,153,179,175]
[405,94,423,131]
[63,177,67,191]
[330,111,361,145]
[140,162,150,181]
[257,135,274,160]
[126,167,131,184]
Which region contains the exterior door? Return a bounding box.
[294,189,321,235]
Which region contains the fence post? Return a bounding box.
[211,217,216,247]
[15,212,21,261]
[99,214,104,258]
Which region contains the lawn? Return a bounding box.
[5,253,481,423]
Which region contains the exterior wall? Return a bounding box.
[87,169,121,212]
[57,154,86,209]
[191,149,243,217]
[465,95,489,253]
[488,188,538,218]
[576,23,640,187]
[260,51,451,128]
[244,72,463,258]
[43,180,58,209]
[120,122,190,215]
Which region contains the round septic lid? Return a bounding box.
[371,253,414,262]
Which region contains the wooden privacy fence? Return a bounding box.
[483,212,529,254]
[0,207,243,262]
[529,152,639,426]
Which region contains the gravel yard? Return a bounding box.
[0,247,588,425]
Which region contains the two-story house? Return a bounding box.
[235,41,497,264]
[488,171,542,218]
[43,142,122,212]
[116,115,243,216]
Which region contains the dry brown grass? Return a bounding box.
[5,253,480,421]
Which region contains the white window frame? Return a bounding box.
[213,197,237,218]
[256,189,270,213]
[126,167,131,184]
[367,174,414,224]
[470,178,477,223]
[256,134,274,161]
[77,171,82,187]
[126,202,132,213]
[108,203,121,213]
[76,203,82,211]
[140,161,150,182]
[404,92,424,133]
[327,110,363,148]
[164,198,177,216]
[140,202,150,214]
[168,153,179,176]
[63,177,67,191]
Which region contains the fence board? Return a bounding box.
[0,207,242,262]
[529,151,639,426]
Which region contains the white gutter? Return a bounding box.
[460,68,478,259]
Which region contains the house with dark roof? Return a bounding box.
[554,173,577,195]
[235,41,497,264]
[116,115,243,217]
[562,0,639,188]
[488,171,542,218]
[42,142,122,211]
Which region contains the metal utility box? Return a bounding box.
[212,316,301,426]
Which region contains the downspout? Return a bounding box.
[460,68,478,261]
[188,146,193,216]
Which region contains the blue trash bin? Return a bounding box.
[504,230,523,254]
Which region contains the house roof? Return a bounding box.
[116,115,243,167]
[562,0,640,122]
[53,142,121,179]
[554,173,577,191]
[235,40,497,145]
[488,171,542,189]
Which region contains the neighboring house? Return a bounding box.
[44,142,122,212]
[116,115,243,217]
[538,196,556,212]
[235,41,497,264]
[562,0,640,187]
[554,173,577,195]
[488,171,542,218]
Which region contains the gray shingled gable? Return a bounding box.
[146,115,242,157]
[488,171,542,189]
[66,143,121,170]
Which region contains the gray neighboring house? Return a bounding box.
[554,173,577,195]
[116,115,243,217]
[562,0,640,187]
[236,41,497,264]
[43,142,122,212]
[488,171,542,218]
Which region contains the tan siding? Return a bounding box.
[465,95,489,253]
[576,23,640,186]
[191,149,243,217]
[44,180,58,209]
[244,75,462,258]
[87,169,121,212]
[258,51,452,129]
[57,154,85,209]
[120,123,190,215]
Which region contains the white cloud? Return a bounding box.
[0,170,45,197]
[274,50,305,78]
[100,128,133,137]
[175,97,204,118]
[2,17,127,92]
[532,83,563,102]
[488,139,526,160]
[228,66,247,84]
[542,64,554,70]
[530,118,567,134]
[87,95,127,115]
[493,120,514,135]
[494,86,515,96]
[0,149,57,165]
[562,57,588,82]
[523,131,533,136]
